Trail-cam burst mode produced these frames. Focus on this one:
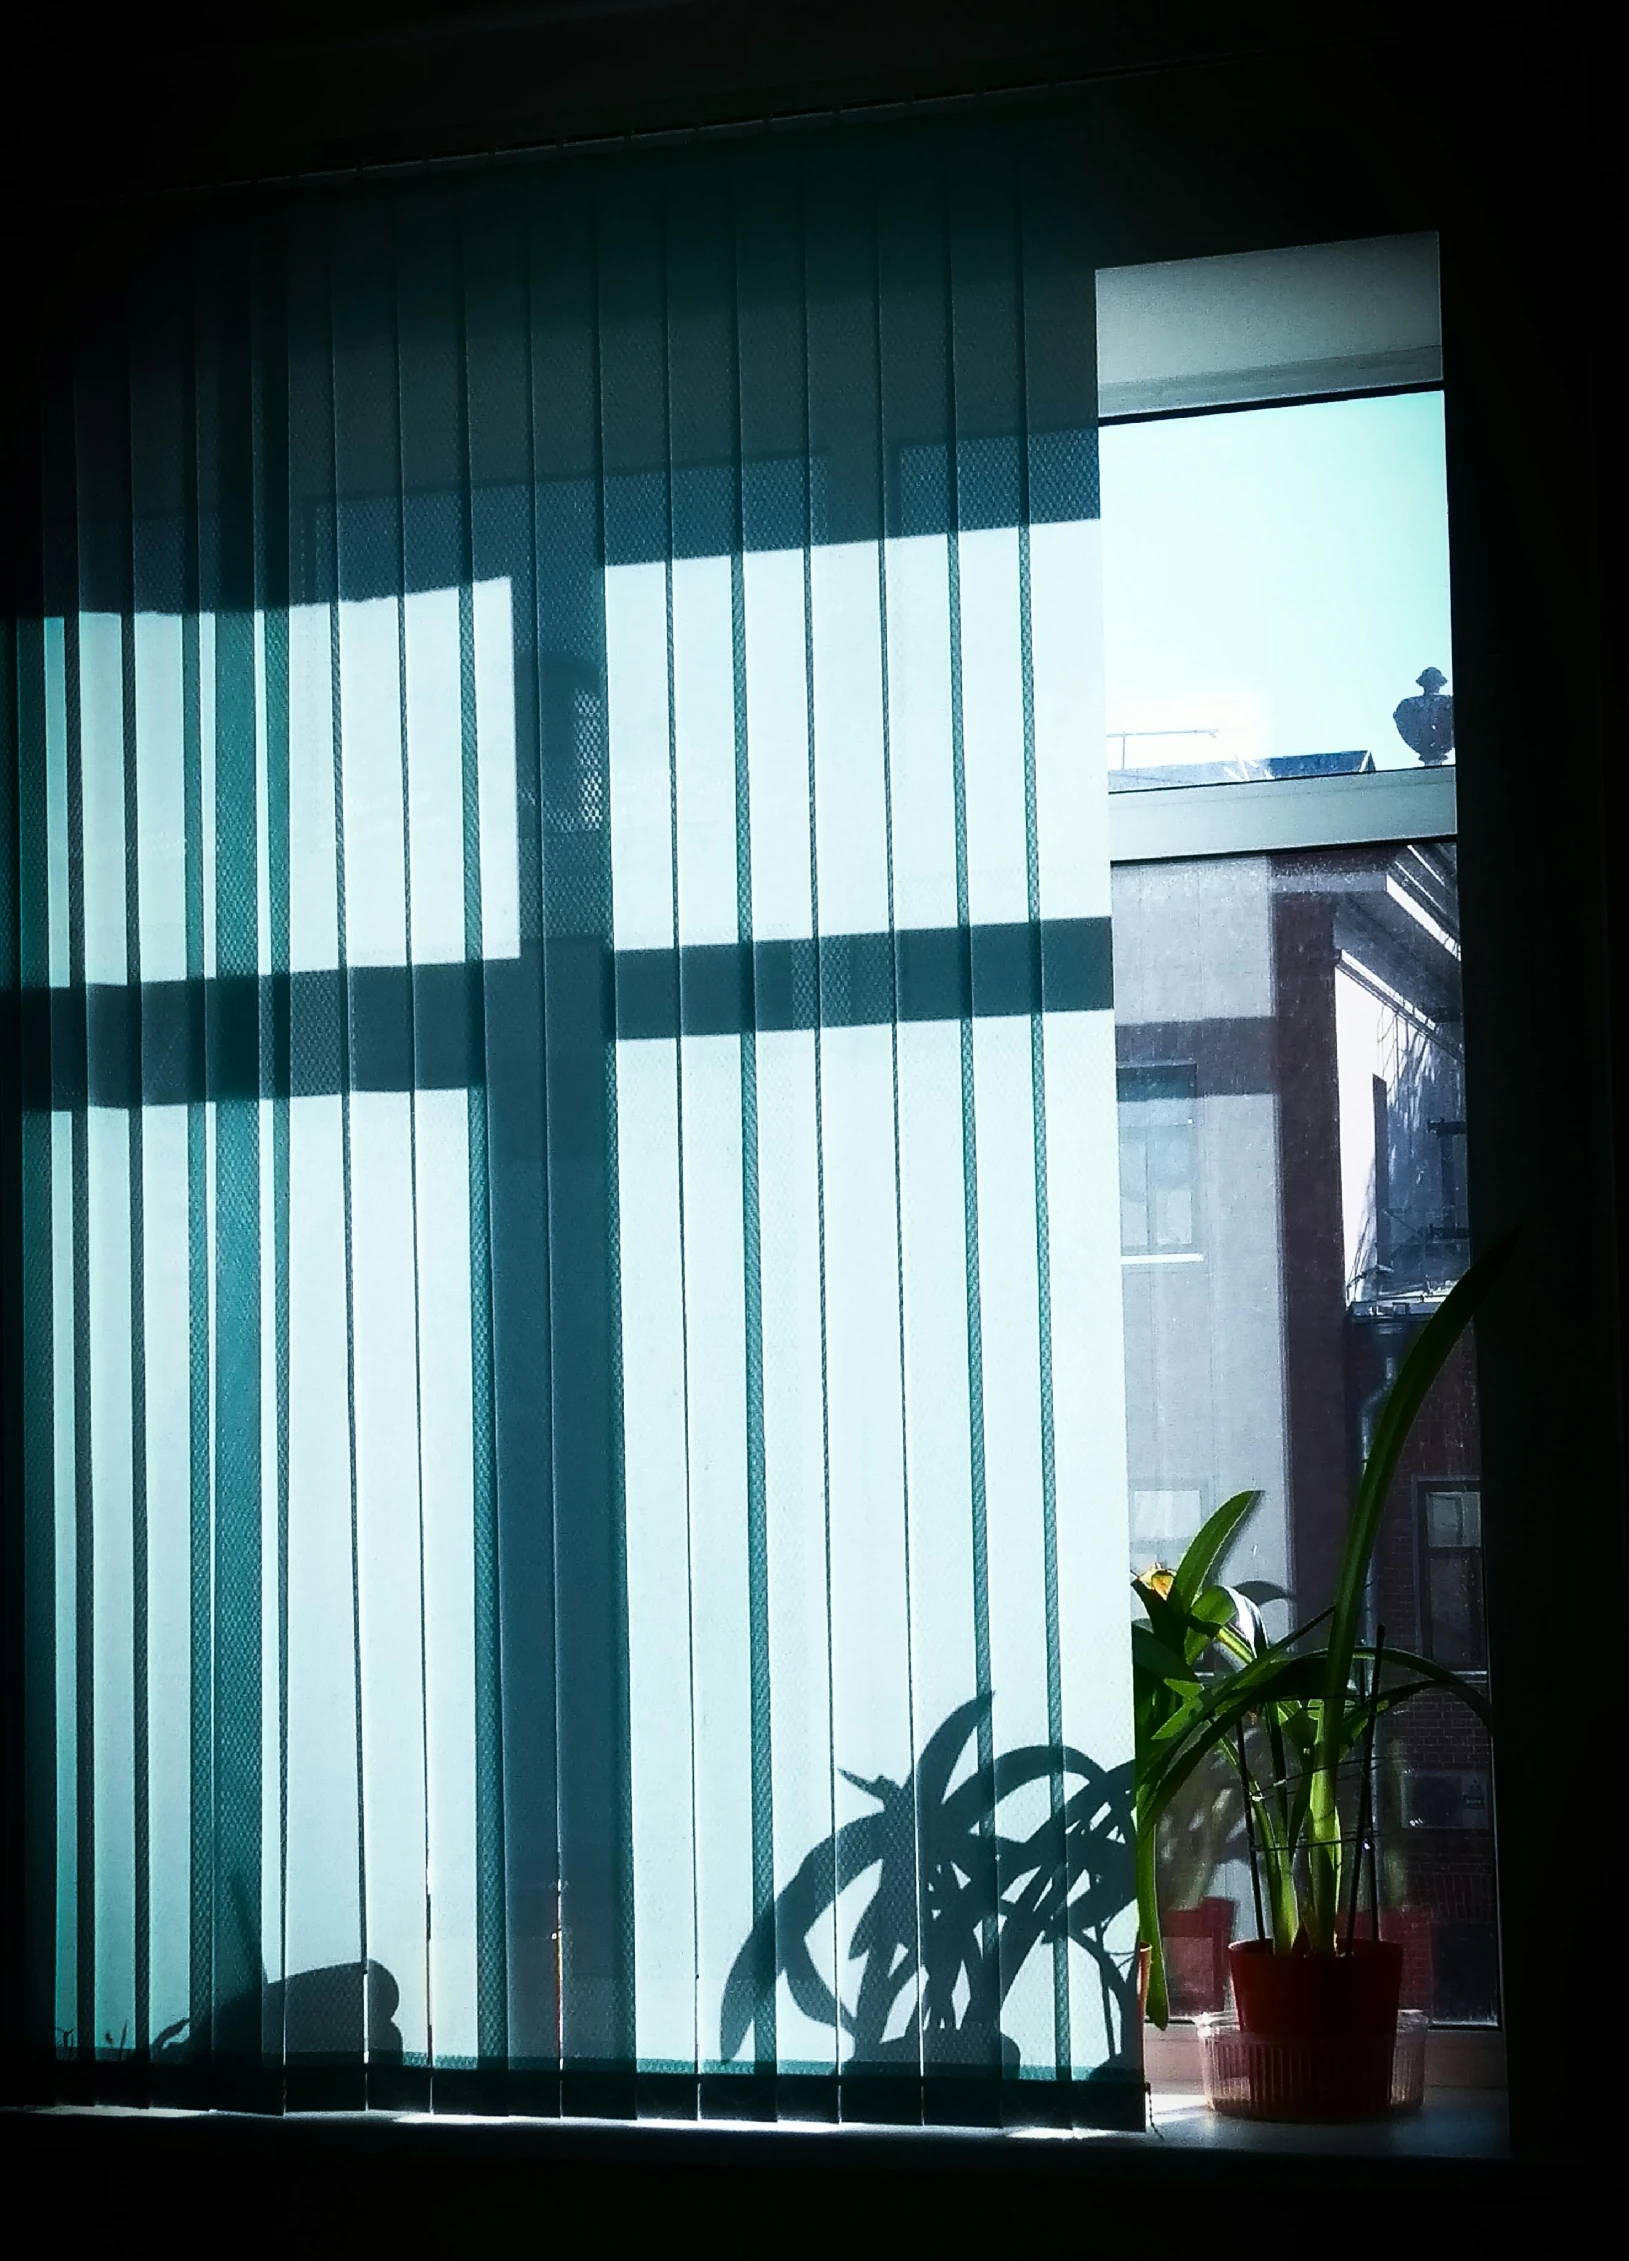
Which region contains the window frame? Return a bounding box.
[1117,1061,1202,1261]
[2,30,1613,2184]
[1414,1475,1489,1679]
[1103,359,1486,2037]
[1089,122,1612,2166]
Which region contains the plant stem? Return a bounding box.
[1366,1640,1386,1932]
[1345,1626,1386,1953]
[1237,1720,1266,1943]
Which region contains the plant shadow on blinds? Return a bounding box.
[6,119,1143,2128]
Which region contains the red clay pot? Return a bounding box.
[1229,1938,1402,2037]
[1224,1940,1404,2119]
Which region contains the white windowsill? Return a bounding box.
[1141,2020,1508,2156]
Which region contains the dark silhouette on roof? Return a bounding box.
[1393,666,1455,763]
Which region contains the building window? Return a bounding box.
[1129,1485,1206,1570]
[1118,1065,1200,1257]
[1418,1482,1487,1673]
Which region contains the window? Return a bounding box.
[1418,1482,1487,1673]
[1101,392,1454,797]
[1118,1065,1199,1257]
[1102,232,1498,2024]
[1129,1486,1205,1568]
[5,139,1504,2125]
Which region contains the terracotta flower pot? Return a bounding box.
[1221,1939,1404,2120]
[1230,1938,1402,2036]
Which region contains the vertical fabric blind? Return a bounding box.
[2,115,1138,2124]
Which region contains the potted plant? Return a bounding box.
[1131,1230,1512,2116]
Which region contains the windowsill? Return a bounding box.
[6,2088,1511,2159]
[7,2026,1510,2167]
[1,2022,1512,2178]
[1143,2019,1507,2155]
[1147,2087,1507,2155]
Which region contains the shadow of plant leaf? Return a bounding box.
[151,1960,403,2062]
[721,1694,1136,2070]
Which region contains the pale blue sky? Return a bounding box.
[1099,390,1454,772]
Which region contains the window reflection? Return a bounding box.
[1118,1066,1200,1256]
[1101,392,1454,791]
[1114,840,1496,2023]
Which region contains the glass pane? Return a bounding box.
[1115,842,1497,2022]
[1130,1487,1204,1557]
[1119,1066,1199,1258]
[1148,1122,1197,1250]
[1120,1125,1151,1254]
[1426,1548,1485,1672]
[1101,393,1455,792]
[1426,1487,1470,1549]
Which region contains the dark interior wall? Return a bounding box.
[3,4,1465,201]
[3,0,1616,2176]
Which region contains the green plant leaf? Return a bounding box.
[1134,1579,1193,1663]
[1138,1652,1331,1822]
[1219,1582,1269,1649]
[1195,1582,1269,1668]
[1136,1816,1169,2027]
[1131,1621,1196,1688]
[1172,1490,1262,1616]
[1182,1584,1242,1664]
[1353,1642,1495,1734]
[1153,1702,1203,1743]
[1315,1229,1516,1813]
